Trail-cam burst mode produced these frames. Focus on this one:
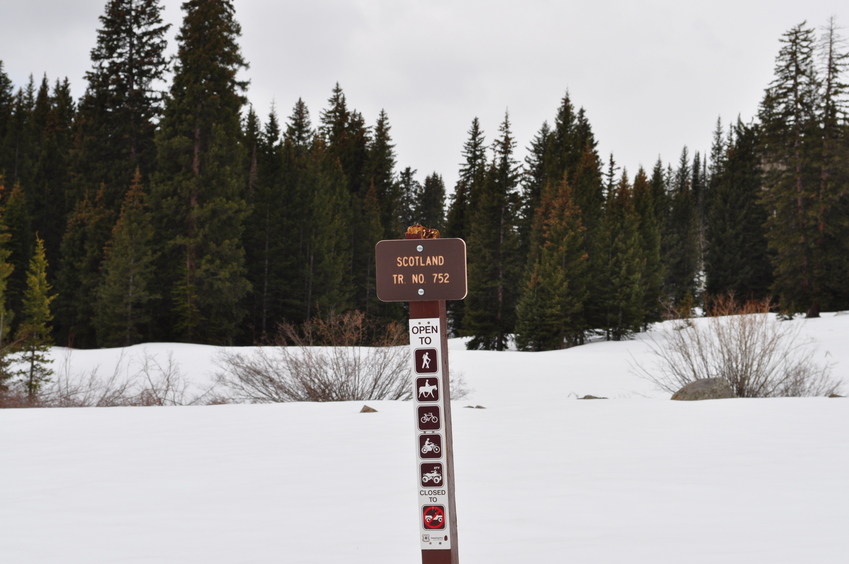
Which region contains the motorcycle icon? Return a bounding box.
[421,437,441,455]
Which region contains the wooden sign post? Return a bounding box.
[375,225,466,564]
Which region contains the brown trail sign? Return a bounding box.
[375,225,465,564]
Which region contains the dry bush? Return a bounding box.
[36,350,203,407]
[216,311,465,403]
[634,295,841,398]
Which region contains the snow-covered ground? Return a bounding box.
[2,314,848,563]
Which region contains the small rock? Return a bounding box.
[464,405,486,409]
[579,395,607,400]
[360,405,377,413]
[671,378,735,401]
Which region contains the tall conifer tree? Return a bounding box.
[632,167,664,324]
[74,0,170,210]
[758,22,826,316]
[463,113,522,350]
[96,170,158,347]
[705,120,772,299]
[14,235,54,399]
[0,179,15,390]
[515,173,588,350]
[150,0,250,344]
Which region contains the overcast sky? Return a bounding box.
[0,0,843,191]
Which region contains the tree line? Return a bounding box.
[0,0,847,369]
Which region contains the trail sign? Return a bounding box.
[375,238,467,302]
[381,226,461,564]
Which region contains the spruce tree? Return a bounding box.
[445,117,487,334]
[705,120,772,300]
[2,184,32,320]
[597,172,645,340]
[515,173,588,350]
[366,109,398,238]
[150,0,250,344]
[446,117,487,241]
[278,99,316,324]
[74,0,170,210]
[96,170,158,347]
[418,173,446,232]
[663,147,700,309]
[14,235,55,400]
[3,77,37,189]
[463,113,522,350]
[301,138,352,320]
[758,22,824,316]
[815,18,849,310]
[29,77,74,269]
[0,180,15,391]
[54,186,115,347]
[632,167,664,324]
[396,167,421,230]
[0,61,14,172]
[519,121,551,255]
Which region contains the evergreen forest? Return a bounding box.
[0,1,847,355]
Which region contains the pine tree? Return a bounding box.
[95,170,158,347]
[445,117,487,334]
[597,172,645,340]
[396,167,421,230]
[29,76,75,269]
[243,105,285,339]
[0,178,15,391]
[2,183,32,320]
[632,167,664,324]
[150,0,250,344]
[54,186,115,347]
[278,99,316,324]
[446,117,487,241]
[758,22,824,316]
[515,173,588,350]
[366,109,398,238]
[519,121,551,255]
[705,120,772,299]
[815,18,849,310]
[74,0,171,210]
[417,173,446,232]
[0,61,14,172]
[14,235,55,400]
[2,77,37,189]
[463,112,522,350]
[663,147,700,309]
[301,138,352,320]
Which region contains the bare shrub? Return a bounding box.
[37,349,203,407]
[216,311,434,403]
[634,295,841,398]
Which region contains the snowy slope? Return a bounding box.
[1,314,848,563]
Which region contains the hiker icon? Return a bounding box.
[415,349,438,374]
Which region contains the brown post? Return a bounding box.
[406,227,460,564]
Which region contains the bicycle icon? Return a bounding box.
[420,411,439,424]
